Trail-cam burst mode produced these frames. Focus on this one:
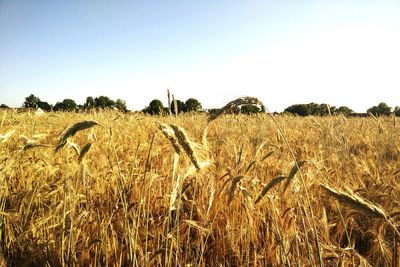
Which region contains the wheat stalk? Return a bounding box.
[173,94,178,116]
[158,122,208,171]
[283,160,306,193]
[78,142,93,162]
[0,129,15,143]
[157,122,181,155]
[202,125,209,149]
[167,89,172,116]
[55,120,98,152]
[67,141,80,156]
[208,96,265,122]
[0,111,6,128]
[169,124,202,170]
[255,175,287,204]
[321,184,388,219]
[22,143,51,151]
[227,175,244,205]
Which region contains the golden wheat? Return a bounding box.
[321,184,388,219]
[0,111,399,266]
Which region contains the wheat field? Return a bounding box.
[0,110,399,266]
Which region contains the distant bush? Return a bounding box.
[367,102,392,116]
[143,99,164,115]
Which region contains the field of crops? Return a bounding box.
[0,110,399,266]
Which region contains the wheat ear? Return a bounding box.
[321,184,388,219]
[55,120,98,152]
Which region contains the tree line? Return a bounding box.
[142,98,202,115]
[11,94,129,112]
[283,102,400,117]
[1,94,400,117]
[0,94,204,114]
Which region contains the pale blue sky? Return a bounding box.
[1,1,399,111]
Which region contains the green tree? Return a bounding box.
[84,96,95,110]
[377,102,391,116]
[336,106,354,116]
[240,104,265,114]
[115,99,128,112]
[304,102,319,115]
[94,96,116,109]
[171,99,185,114]
[184,98,202,112]
[53,102,62,111]
[143,99,164,115]
[318,104,336,116]
[23,94,40,108]
[38,101,53,111]
[53,99,77,111]
[367,106,378,116]
[285,103,341,116]
[163,107,170,114]
[284,104,309,116]
[0,104,9,109]
[367,102,391,116]
[394,106,400,117]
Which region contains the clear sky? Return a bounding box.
[1,0,399,112]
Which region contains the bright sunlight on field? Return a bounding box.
[0,110,399,266]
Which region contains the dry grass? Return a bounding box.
[0,110,400,266]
